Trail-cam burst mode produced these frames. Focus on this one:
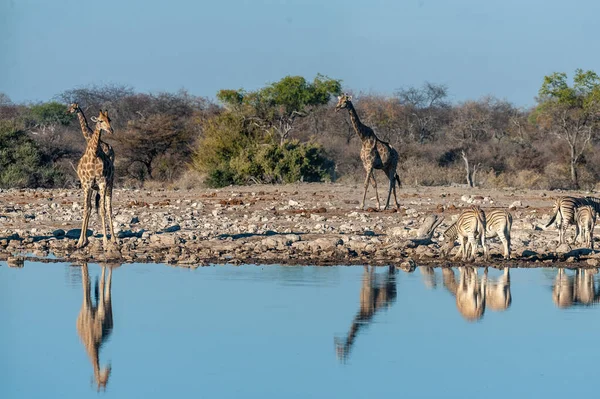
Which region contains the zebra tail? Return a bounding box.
[544,206,559,229]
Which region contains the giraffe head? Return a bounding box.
[90,110,114,134]
[94,365,111,391]
[335,93,353,112]
[67,103,81,114]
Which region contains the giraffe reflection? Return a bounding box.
[443,267,511,321]
[335,266,398,362]
[76,263,115,391]
[552,268,600,308]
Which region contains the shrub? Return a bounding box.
[231,140,334,185]
[0,122,64,188]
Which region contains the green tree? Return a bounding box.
[0,121,63,188]
[217,74,342,144]
[535,69,600,188]
[25,102,72,134]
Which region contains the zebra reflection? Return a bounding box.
[552,268,600,308]
[443,267,511,321]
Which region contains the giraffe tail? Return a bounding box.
[395,174,402,187]
[95,192,100,214]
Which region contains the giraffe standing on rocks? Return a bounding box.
[335,93,401,210]
[68,103,115,211]
[76,263,113,391]
[76,110,117,248]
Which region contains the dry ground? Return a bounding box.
[1,183,598,268]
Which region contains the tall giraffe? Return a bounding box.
[334,265,397,362]
[76,263,113,391]
[68,103,115,211]
[335,94,401,210]
[68,103,115,161]
[76,110,117,248]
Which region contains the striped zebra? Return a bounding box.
[440,206,487,262]
[545,196,588,245]
[485,209,513,259]
[574,204,596,249]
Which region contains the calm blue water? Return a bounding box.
[1,262,599,398]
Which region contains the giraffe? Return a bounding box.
[334,266,397,362]
[68,103,115,212]
[76,263,113,391]
[76,110,117,248]
[335,93,401,210]
[67,103,115,162]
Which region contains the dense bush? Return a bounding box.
[0,122,64,188]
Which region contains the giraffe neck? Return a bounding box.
[347,103,374,142]
[85,124,103,156]
[75,108,94,140]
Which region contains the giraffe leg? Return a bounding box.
[384,168,395,210]
[98,182,109,247]
[105,183,117,245]
[361,167,374,210]
[370,173,381,210]
[77,186,93,248]
[82,263,91,307]
[392,172,400,209]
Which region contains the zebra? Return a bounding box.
[574,204,596,249]
[484,209,513,259]
[440,206,487,262]
[545,196,588,245]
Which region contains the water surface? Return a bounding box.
[1,262,599,398]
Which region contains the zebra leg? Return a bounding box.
[456,236,466,261]
[480,230,488,261]
[467,234,478,262]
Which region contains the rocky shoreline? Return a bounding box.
[2,183,600,268]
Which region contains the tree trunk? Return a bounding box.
[570,145,579,189]
[461,150,474,187]
[571,159,578,189]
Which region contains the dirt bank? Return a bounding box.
[1,183,598,268]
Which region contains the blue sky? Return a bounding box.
[2,0,599,106]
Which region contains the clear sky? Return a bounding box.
[2,0,599,107]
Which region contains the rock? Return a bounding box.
[587,258,599,267]
[388,226,408,237]
[556,243,571,254]
[285,234,301,243]
[310,237,343,251]
[288,199,299,206]
[509,200,522,210]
